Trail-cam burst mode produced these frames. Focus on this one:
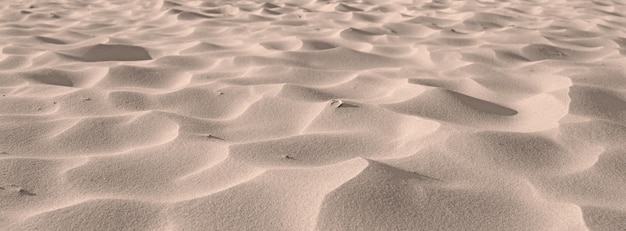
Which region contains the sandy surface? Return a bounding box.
[1,0,626,230]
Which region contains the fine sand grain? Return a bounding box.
[1,0,626,230]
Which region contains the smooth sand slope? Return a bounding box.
[1,0,626,230]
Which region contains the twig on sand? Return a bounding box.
[330,99,343,107]
[330,99,357,108]
[203,134,224,140]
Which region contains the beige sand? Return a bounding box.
[1,0,626,230]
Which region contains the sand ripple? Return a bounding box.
[2,0,626,230]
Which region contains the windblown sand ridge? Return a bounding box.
[1,0,626,230]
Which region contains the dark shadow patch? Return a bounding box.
[177,11,215,20]
[163,0,183,7]
[447,90,518,116]
[263,2,281,9]
[300,39,337,50]
[35,36,66,45]
[78,44,152,62]
[22,69,74,87]
[19,188,36,196]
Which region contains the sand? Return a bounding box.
[1,0,625,230]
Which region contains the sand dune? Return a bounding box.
[2,0,626,230]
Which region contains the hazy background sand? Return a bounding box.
[1,0,626,230]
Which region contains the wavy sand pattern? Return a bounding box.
[1,0,625,230]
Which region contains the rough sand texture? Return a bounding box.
[1,0,626,230]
